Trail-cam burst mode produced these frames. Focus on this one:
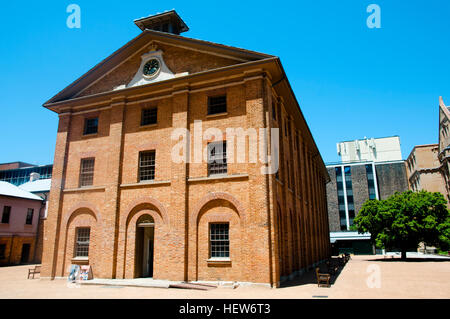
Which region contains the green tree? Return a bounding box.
[353,190,450,259]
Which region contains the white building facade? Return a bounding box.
[337,136,402,163]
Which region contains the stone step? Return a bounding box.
[169,283,217,290]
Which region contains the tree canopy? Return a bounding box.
[353,190,450,259]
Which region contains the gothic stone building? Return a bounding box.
[405,96,450,204]
[41,11,330,287]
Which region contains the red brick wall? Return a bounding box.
[34,218,45,263]
[0,236,36,265]
[41,54,330,285]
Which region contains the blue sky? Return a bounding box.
[0,0,449,165]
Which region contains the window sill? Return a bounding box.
[188,174,248,183]
[139,123,158,130]
[207,258,232,267]
[206,112,228,118]
[63,186,106,193]
[81,133,98,139]
[71,257,89,264]
[120,180,171,188]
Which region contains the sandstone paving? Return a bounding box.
[0,255,449,299]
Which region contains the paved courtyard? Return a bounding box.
[0,255,449,299]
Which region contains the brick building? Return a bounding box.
[0,181,45,265]
[406,144,445,193]
[19,175,51,263]
[41,11,330,286]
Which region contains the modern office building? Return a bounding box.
[0,162,34,171]
[40,10,330,286]
[337,136,402,163]
[327,136,409,255]
[0,162,52,186]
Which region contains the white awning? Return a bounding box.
[330,231,371,243]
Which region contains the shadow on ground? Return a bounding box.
[368,257,450,262]
[0,263,39,268]
[279,256,348,288]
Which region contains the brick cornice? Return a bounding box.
[44,58,278,112]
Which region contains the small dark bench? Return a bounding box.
[344,253,351,262]
[326,260,339,275]
[316,268,331,287]
[28,265,41,279]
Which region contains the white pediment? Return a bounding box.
[125,49,182,89]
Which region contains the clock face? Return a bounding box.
[143,59,160,77]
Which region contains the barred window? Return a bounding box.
[207,142,227,176]
[209,223,229,258]
[79,158,95,187]
[75,228,90,257]
[1,206,11,224]
[207,95,227,115]
[84,118,98,135]
[25,208,34,225]
[141,107,157,126]
[139,151,156,181]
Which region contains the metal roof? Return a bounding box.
[0,181,43,201]
[19,179,51,193]
[329,231,371,243]
[134,10,189,33]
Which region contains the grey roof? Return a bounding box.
[19,179,51,193]
[0,181,43,201]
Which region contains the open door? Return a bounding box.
[21,244,30,263]
[135,215,155,278]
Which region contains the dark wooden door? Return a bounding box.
[21,244,30,263]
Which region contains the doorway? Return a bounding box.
[21,244,30,263]
[135,215,155,278]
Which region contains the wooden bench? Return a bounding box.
[28,265,41,279]
[316,268,331,287]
